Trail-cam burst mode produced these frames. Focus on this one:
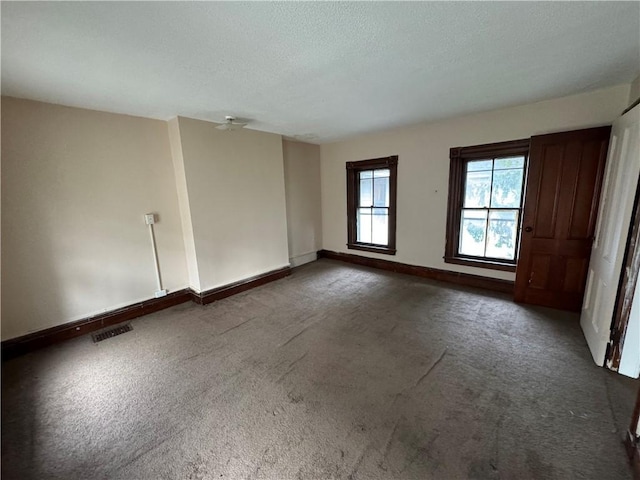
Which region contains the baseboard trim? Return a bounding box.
[2,256,504,359]
[289,251,318,268]
[191,266,291,305]
[318,249,514,294]
[1,289,192,361]
[2,266,293,360]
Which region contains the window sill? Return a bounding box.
[347,243,396,256]
[444,256,516,272]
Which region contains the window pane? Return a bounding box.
[464,169,492,208]
[347,158,396,253]
[359,177,372,206]
[371,208,388,245]
[494,156,525,170]
[467,160,493,172]
[486,210,518,259]
[460,209,487,257]
[357,208,372,243]
[491,168,524,208]
[373,176,389,207]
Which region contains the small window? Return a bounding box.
[347,156,398,255]
[445,140,529,271]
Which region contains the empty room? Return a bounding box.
[2,2,640,479]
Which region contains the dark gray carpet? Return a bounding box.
[2,259,638,479]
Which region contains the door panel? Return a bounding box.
[515,127,611,311]
[581,105,640,368]
[563,258,587,292]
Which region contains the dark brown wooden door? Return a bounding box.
[514,127,611,311]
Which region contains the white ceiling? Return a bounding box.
[2,2,639,143]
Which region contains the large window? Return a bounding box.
[445,139,529,271]
[347,156,398,255]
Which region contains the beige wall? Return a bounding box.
[167,118,201,291]
[2,82,633,340]
[173,117,289,291]
[320,84,631,281]
[283,140,322,267]
[1,97,188,340]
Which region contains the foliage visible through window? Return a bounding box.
[445,140,529,271]
[460,157,525,260]
[347,156,397,255]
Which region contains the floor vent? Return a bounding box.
[92,323,133,343]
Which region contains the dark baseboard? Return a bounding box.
[2,256,504,359]
[318,249,514,294]
[191,266,291,305]
[1,289,192,361]
[1,255,507,360]
[2,266,292,360]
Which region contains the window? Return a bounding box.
[445,139,529,271]
[347,156,398,255]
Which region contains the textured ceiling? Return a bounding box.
[2,2,639,143]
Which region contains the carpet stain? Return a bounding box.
[279,323,314,348]
[287,391,304,404]
[347,447,367,480]
[275,367,295,384]
[288,351,308,369]
[414,348,448,387]
[525,449,555,478]
[117,425,189,473]
[186,453,207,480]
[217,316,256,336]
[396,425,441,475]
[468,459,500,479]
[378,418,400,471]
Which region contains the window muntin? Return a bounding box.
[459,156,525,261]
[347,156,397,255]
[357,168,390,245]
[445,139,529,271]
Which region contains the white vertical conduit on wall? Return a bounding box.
[145,213,168,298]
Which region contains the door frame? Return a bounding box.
[607,177,640,368]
